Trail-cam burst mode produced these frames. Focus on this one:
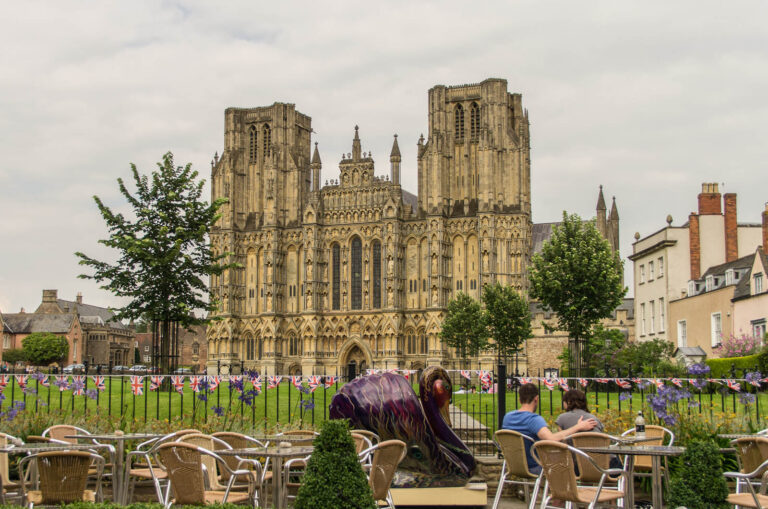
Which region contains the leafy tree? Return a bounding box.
[440,292,487,368]
[481,282,532,364]
[529,212,626,377]
[76,152,234,372]
[295,419,376,509]
[2,348,27,364]
[22,333,69,365]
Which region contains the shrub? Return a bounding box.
[667,441,729,508]
[22,333,69,365]
[294,419,376,509]
[706,354,761,378]
[714,332,763,358]
[2,349,26,364]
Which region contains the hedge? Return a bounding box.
[705,354,761,378]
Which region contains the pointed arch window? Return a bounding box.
[470,102,480,141]
[249,125,258,162]
[372,240,382,309]
[332,244,341,310]
[454,104,465,141]
[263,124,271,159]
[351,236,362,310]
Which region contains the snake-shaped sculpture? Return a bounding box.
[329,366,476,487]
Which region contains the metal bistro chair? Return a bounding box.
[570,432,624,486]
[724,455,768,508]
[533,440,628,509]
[0,432,27,504]
[19,450,105,508]
[351,432,374,471]
[156,442,255,508]
[492,430,543,509]
[621,425,674,489]
[211,432,266,488]
[728,437,768,508]
[359,439,407,509]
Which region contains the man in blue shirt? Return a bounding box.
[502,383,597,473]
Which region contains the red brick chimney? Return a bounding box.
[698,182,722,215]
[763,202,768,253]
[689,212,701,280]
[724,193,738,262]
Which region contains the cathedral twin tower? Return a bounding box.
[208,78,532,376]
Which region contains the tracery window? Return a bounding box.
[332,244,341,310]
[420,333,427,354]
[263,124,271,159]
[246,336,254,360]
[351,236,362,310]
[249,125,257,162]
[454,104,465,141]
[470,102,480,141]
[289,334,301,356]
[258,338,263,360]
[372,241,381,309]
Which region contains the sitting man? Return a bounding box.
[502,383,598,473]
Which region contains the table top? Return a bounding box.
[251,435,316,443]
[610,435,663,444]
[718,433,766,440]
[0,442,112,454]
[580,445,686,456]
[65,433,162,441]
[217,446,314,458]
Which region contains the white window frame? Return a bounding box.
[659,297,665,332]
[649,299,655,334]
[640,303,646,336]
[755,273,764,294]
[2,335,9,349]
[753,320,766,342]
[706,275,714,292]
[688,280,697,296]
[726,269,734,286]
[639,265,645,284]
[711,312,722,347]
[677,320,687,348]
[657,256,664,277]
[649,261,655,281]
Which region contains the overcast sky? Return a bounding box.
[2,0,767,313]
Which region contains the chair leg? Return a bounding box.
[386,489,396,509]
[528,475,543,509]
[539,481,550,509]
[492,462,507,509]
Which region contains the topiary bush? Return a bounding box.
[667,441,729,509]
[294,419,376,509]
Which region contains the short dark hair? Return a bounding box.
[563,389,589,411]
[519,383,539,404]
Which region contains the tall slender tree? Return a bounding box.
[76,152,233,373]
[440,292,487,369]
[481,282,532,367]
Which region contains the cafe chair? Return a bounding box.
[724,455,768,508]
[621,425,674,488]
[351,432,374,469]
[156,442,255,508]
[351,429,380,446]
[356,439,406,509]
[0,432,27,504]
[211,432,267,487]
[729,437,768,506]
[570,432,624,484]
[492,430,544,509]
[533,440,628,509]
[18,450,104,508]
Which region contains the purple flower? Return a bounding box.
[301,399,315,410]
[212,406,224,417]
[69,379,85,394]
[21,386,37,395]
[197,392,208,402]
[31,371,47,382]
[687,363,711,376]
[739,392,757,405]
[646,386,691,426]
[690,378,707,391]
[619,392,631,401]
[53,378,69,390]
[230,378,244,392]
[745,371,763,386]
[85,389,98,400]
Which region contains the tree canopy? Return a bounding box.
[22,333,69,365]
[440,292,487,366]
[482,282,532,363]
[529,212,626,375]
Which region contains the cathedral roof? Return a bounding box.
[402,189,418,214]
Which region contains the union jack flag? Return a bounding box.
[670,378,683,388]
[578,378,589,387]
[39,375,50,387]
[519,377,533,385]
[0,375,8,387]
[72,375,85,395]
[595,378,610,384]
[251,375,262,393]
[91,375,105,391]
[290,376,303,389]
[14,375,28,388]
[150,376,164,391]
[206,375,221,390]
[459,370,472,381]
[130,376,144,396]
[307,375,321,392]
[386,369,398,374]
[726,379,741,391]
[189,376,201,393]
[229,375,243,391]
[707,378,723,385]
[324,376,338,388]
[267,375,282,389]
[749,378,762,387]
[542,378,556,390]
[615,378,632,389]
[631,378,643,385]
[54,376,68,392]
[650,379,664,389]
[171,375,185,393]
[558,378,570,391]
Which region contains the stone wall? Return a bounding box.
[525,335,568,375]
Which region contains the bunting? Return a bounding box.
[578,378,589,388]
[91,375,105,391]
[207,375,221,390]
[251,375,262,393]
[14,375,28,388]
[54,375,68,392]
[726,379,742,392]
[460,370,472,381]
[267,376,282,389]
[290,376,303,389]
[542,378,556,391]
[615,378,631,389]
[130,376,144,396]
[150,375,165,391]
[39,375,50,387]
[189,376,201,393]
[229,375,243,391]
[558,378,570,391]
[651,379,664,389]
[324,376,338,388]
[71,375,85,395]
[670,378,683,388]
[0,375,8,388]
[307,375,321,393]
[170,375,185,394]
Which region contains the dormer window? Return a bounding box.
[688,280,696,296]
[755,273,764,294]
[705,275,714,292]
[726,269,734,286]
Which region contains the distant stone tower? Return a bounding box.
[595,185,622,285]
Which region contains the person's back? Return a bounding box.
[502,409,547,473]
[556,408,604,433]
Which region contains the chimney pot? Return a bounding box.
[42,289,58,303]
[698,182,722,215]
[76,292,83,305]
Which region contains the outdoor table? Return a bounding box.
[65,432,162,504]
[249,434,316,444]
[0,442,113,454]
[579,444,685,509]
[718,433,761,440]
[217,446,313,509]
[609,435,663,445]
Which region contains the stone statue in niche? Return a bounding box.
[388,255,394,275]
[482,251,489,272]
[306,261,313,280]
[431,253,438,274]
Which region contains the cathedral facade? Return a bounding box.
[207,78,532,376]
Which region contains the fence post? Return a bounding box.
[497,363,506,430]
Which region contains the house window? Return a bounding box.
[657,256,664,277]
[677,320,687,348]
[263,124,271,158]
[372,241,382,309]
[3,335,9,349]
[144,346,149,352]
[649,261,655,281]
[649,300,655,333]
[659,297,665,332]
[640,303,646,336]
[192,342,199,355]
[755,273,764,294]
[639,265,645,284]
[421,334,428,354]
[332,244,340,310]
[726,269,734,286]
[753,320,767,341]
[711,312,722,347]
[289,335,300,356]
[688,280,696,296]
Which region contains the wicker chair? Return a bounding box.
[156,442,254,508]
[492,430,543,509]
[0,432,25,504]
[360,439,406,509]
[18,451,104,508]
[533,440,628,509]
[42,424,115,497]
[211,432,266,486]
[351,429,379,446]
[351,432,374,470]
[724,454,768,508]
[621,424,674,489]
[274,430,318,505]
[276,430,317,445]
[727,437,768,507]
[570,432,624,484]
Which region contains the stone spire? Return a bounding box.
[596,185,607,238]
[390,134,401,185]
[312,142,321,165]
[352,125,361,161]
[609,196,619,220]
[310,142,322,191]
[596,185,607,211]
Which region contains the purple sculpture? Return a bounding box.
[329,366,476,487]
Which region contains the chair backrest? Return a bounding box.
[625,425,671,469]
[178,433,224,489]
[494,430,537,479]
[734,437,768,475]
[279,430,317,446]
[368,440,406,501]
[157,442,206,505]
[25,436,54,444]
[570,432,613,483]
[43,425,82,445]
[36,451,93,504]
[211,432,258,482]
[351,432,373,454]
[0,434,11,486]
[533,441,581,502]
[352,429,379,445]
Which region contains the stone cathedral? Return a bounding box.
[207,78,533,376]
